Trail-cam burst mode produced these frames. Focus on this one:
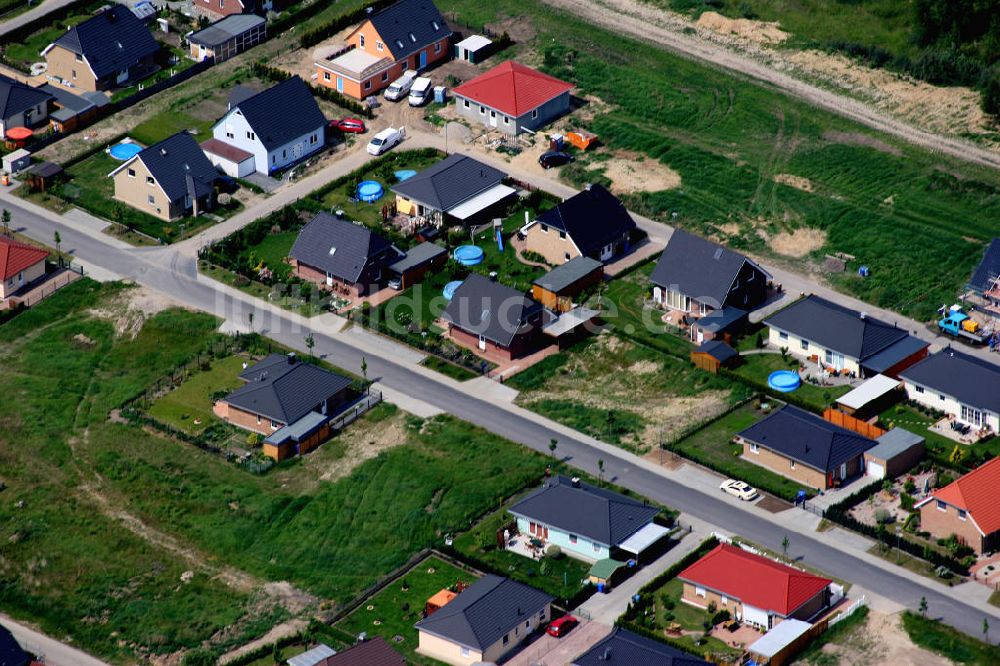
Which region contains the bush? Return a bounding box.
[711,609,731,626]
[546,544,563,559]
[983,68,1000,117]
[874,507,894,524]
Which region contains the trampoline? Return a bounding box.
[453,245,484,266]
[109,141,142,161]
[357,180,384,203]
[443,280,463,300]
[395,169,417,181]
[767,370,801,393]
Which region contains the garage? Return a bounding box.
[201,137,255,178]
[864,428,925,480]
[867,460,885,479]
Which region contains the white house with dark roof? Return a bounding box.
[900,348,1000,434]
[390,154,515,226]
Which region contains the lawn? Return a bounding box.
[646,578,743,661]
[420,354,479,380]
[146,355,247,435]
[129,109,216,147]
[902,611,1000,665]
[879,403,1000,471]
[729,352,851,411]
[1,5,97,70]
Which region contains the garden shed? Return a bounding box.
[690,340,738,374]
[454,35,493,63]
[588,558,626,590]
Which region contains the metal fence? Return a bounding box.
[329,389,382,431]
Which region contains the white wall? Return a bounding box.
[767,326,862,375]
[514,516,610,560]
[212,110,323,176]
[903,380,1000,431]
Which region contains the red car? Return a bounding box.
[546,615,578,638]
[330,117,367,133]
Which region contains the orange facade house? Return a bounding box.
[314,0,451,99]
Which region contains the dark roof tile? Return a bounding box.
[651,229,769,307]
[228,77,326,152]
[535,185,635,258]
[367,0,451,60]
[126,131,218,202]
[390,154,506,212]
[53,6,159,79]
[441,273,542,346]
[900,349,1000,415]
[573,627,709,666]
[289,213,399,284]
[224,354,353,425]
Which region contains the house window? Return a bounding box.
[936,500,946,511]
[256,414,261,424]
[958,509,968,521]
[538,610,546,620]
[504,116,510,125]
[72,69,77,79]
[75,53,82,62]
[790,460,796,470]
[359,34,365,48]
[147,194,155,204]
[564,252,571,261]
[282,149,286,159]
[463,100,470,109]
[502,635,509,646]
[939,394,945,401]
[324,72,330,81]
[721,596,728,606]
[490,110,496,119]
[531,109,538,119]
[364,80,372,90]
[699,301,710,316]
[382,71,389,81]
[695,586,706,598]
[247,131,255,141]
[915,385,925,394]
[376,41,384,51]
[961,405,984,426]
[226,131,234,139]
[558,230,566,239]
[127,168,135,178]
[525,620,530,629]
[270,420,278,429]
[593,542,600,552]
[540,224,548,233]
[480,105,486,115]
[435,42,441,53]
[800,340,809,350]
[569,534,577,544]
[146,176,154,185]
[749,443,759,454]
[778,331,788,340]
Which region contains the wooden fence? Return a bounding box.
[823,408,887,439]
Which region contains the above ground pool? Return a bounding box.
[443,280,463,300]
[395,169,417,182]
[357,180,384,203]
[453,245,484,266]
[768,370,801,393]
[108,141,142,161]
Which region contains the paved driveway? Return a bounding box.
[503,620,612,666]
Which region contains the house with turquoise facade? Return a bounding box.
[507,476,667,562]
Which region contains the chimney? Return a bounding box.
[571,476,581,488]
[160,148,167,156]
[859,312,867,320]
[287,352,297,365]
[366,5,373,13]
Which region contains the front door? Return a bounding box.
[419,50,427,69]
[839,462,847,480]
[336,76,343,92]
[478,334,486,350]
[489,110,497,127]
[326,272,333,287]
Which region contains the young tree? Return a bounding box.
[361,355,368,381]
[984,617,990,645]
[53,230,61,265]
[781,535,790,560]
[1,208,10,236]
[305,333,315,361]
[918,596,928,617]
[597,458,605,484]
[246,311,254,333]
[548,438,558,459]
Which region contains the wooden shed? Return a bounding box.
[690,340,739,374]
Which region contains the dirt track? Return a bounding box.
[541,0,1000,171]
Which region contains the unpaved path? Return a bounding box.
[540,0,1000,170]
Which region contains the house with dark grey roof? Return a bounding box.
[390,154,515,226]
[900,348,1000,435]
[207,76,326,176]
[43,5,160,92]
[0,625,30,666]
[441,273,545,361]
[572,627,709,666]
[108,132,219,221]
[0,74,53,138]
[507,476,665,562]
[522,184,636,265]
[188,14,266,63]
[289,212,402,297]
[40,83,107,133]
[415,574,553,666]
[736,404,878,489]
[967,238,1000,318]
[532,256,603,313]
[764,295,929,378]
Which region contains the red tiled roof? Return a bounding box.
[452,61,572,117]
[0,235,48,281]
[924,456,1000,535]
[679,544,832,616]
[201,137,253,163]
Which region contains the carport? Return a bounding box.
[447,183,517,222]
[615,523,670,560]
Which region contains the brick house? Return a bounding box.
[452,61,572,135]
[441,273,545,361]
[915,457,1000,555]
[315,0,451,99]
[679,543,832,630]
[0,236,48,301]
[736,404,878,490]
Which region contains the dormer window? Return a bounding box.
[146,176,154,185]
[328,247,337,256]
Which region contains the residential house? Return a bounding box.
[387,241,447,289]
[452,61,572,134]
[43,6,160,92]
[572,627,709,666]
[108,132,218,222]
[678,543,832,630]
[289,213,401,297]
[967,238,1000,317]
[764,295,929,378]
[915,457,1000,555]
[193,0,269,19]
[899,349,1000,434]
[507,475,665,562]
[0,236,49,301]
[205,76,326,176]
[315,0,451,99]
[0,625,30,666]
[532,256,603,313]
[736,404,878,490]
[0,75,52,138]
[323,637,405,666]
[390,154,515,227]
[441,273,545,361]
[213,353,353,450]
[188,14,266,63]
[521,184,636,265]
[414,574,553,666]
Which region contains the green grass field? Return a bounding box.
[146,355,247,435]
[902,612,1000,665]
[730,352,851,411]
[1,7,95,70]
[129,109,216,147]
[879,403,1000,469]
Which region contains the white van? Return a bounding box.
[367,126,405,155]
[384,70,418,101]
[408,77,432,107]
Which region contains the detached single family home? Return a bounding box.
[43,6,160,92]
[572,627,710,666]
[452,61,572,134]
[967,238,1000,318]
[764,295,929,378]
[0,75,53,139]
[109,131,219,221]
[916,457,1000,555]
[441,273,544,361]
[679,543,832,630]
[507,475,666,562]
[521,184,636,265]
[415,574,553,666]
[390,154,515,227]
[0,236,49,301]
[899,348,1000,434]
[315,0,451,99]
[736,404,878,490]
[204,76,326,176]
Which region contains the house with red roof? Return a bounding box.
[452,61,572,135]
[0,236,49,301]
[915,456,1000,555]
[678,544,833,630]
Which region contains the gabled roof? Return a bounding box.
[533,256,603,294]
[0,236,48,281]
[289,213,399,284]
[738,404,877,473]
[52,6,159,79]
[763,295,912,362]
[695,340,738,364]
[651,229,769,307]
[573,627,708,666]
[0,74,52,123]
[679,544,831,617]
[390,154,506,212]
[917,457,1000,536]
[441,273,542,346]
[0,625,29,666]
[287,643,336,666]
[507,476,660,547]
[325,637,405,666]
[116,131,218,202]
[364,0,451,60]
[900,349,1000,415]
[188,13,265,48]
[968,238,1000,294]
[534,184,636,258]
[452,61,572,117]
[414,575,552,652]
[225,77,326,152]
[223,354,353,425]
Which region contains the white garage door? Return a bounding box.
[867,460,885,479]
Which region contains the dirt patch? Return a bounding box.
[217,619,309,665]
[769,228,826,257]
[695,11,789,45]
[603,153,681,194]
[629,360,660,375]
[88,285,179,339]
[822,130,903,157]
[485,16,537,45]
[817,611,951,666]
[72,333,96,347]
[774,173,814,192]
[756,495,792,513]
[313,412,409,483]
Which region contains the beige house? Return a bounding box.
[1,236,48,300]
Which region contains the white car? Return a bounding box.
[720,479,759,501]
[367,126,405,156]
[384,70,417,101]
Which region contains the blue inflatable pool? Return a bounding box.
[443,280,463,300]
[453,245,484,266]
[357,180,384,203]
[768,370,801,393]
[395,169,417,181]
[108,141,142,161]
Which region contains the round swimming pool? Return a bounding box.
[357,180,384,203]
[443,280,463,300]
[768,369,801,393]
[453,245,484,266]
[395,169,417,182]
[108,141,142,161]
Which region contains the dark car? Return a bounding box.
[538,151,575,169]
[330,117,367,134]
[546,615,578,638]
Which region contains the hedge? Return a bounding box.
[250,62,374,118]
